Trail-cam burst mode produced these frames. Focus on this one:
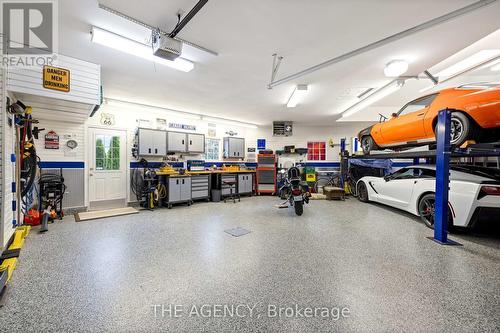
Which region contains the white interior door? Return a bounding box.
[89,128,127,210]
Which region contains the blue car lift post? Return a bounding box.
[429,109,461,246]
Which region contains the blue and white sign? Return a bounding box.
[169,123,196,131]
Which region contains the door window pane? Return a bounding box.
[95,135,120,170]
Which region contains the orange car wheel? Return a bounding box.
[434,112,475,147]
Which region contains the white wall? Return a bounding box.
[86,104,259,163]
[1,86,16,248]
[253,123,373,165]
[90,104,371,163]
[32,120,85,162]
[0,68,5,247]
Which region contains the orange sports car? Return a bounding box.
[358,83,500,154]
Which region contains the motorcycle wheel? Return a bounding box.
[294,201,304,216]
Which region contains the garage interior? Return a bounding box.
[0,0,499,332]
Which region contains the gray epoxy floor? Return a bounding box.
[1,197,499,332]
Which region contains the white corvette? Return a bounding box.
[356,165,500,229]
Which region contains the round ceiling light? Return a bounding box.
[384,60,409,77]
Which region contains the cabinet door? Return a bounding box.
[238,174,246,193]
[230,138,239,157]
[169,178,181,202]
[180,178,192,200]
[154,131,167,156]
[227,138,235,157]
[138,129,154,155]
[188,134,205,153]
[167,132,187,152]
[247,174,253,193]
[233,138,244,158]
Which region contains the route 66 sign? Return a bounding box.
[100,113,115,126]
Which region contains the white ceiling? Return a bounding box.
[58,0,500,125]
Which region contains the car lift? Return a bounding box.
[346,109,500,245]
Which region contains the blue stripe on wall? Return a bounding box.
[39,161,85,169]
[38,161,413,170]
[130,162,185,168]
[203,162,258,168]
[130,162,259,169]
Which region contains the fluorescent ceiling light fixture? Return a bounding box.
[91,26,194,72]
[435,50,500,77]
[286,84,308,107]
[384,60,409,77]
[340,80,404,119]
[105,98,202,120]
[201,116,258,129]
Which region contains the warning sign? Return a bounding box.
[45,131,60,149]
[43,66,70,92]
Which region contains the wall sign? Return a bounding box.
[43,66,70,92]
[45,131,60,149]
[169,123,196,131]
[257,139,266,150]
[100,113,115,126]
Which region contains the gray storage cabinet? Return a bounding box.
[238,173,253,195]
[167,132,205,153]
[191,174,210,201]
[167,131,188,153]
[167,176,192,208]
[187,133,205,153]
[223,137,245,159]
[138,128,167,156]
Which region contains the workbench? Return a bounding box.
[155,170,257,207]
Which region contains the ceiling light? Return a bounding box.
[436,50,500,77]
[384,60,409,77]
[90,26,194,72]
[340,80,404,119]
[286,84,308,108]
